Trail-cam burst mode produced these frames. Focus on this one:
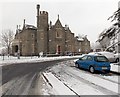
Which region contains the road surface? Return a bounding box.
[1,59,65,96]
[1,59,120,97]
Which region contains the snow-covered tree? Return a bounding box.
[108,8,120,26]
[96,7,120,52]
[108,8,120,21]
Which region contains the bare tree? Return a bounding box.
[1,29,14,56]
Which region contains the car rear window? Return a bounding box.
[94,56,109,62]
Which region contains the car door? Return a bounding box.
[85,56,93,69]
[78,55,88,68]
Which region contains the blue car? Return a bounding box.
[75,55,111,73]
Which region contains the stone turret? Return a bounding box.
[36,4,40,28]
[37,8,49,54]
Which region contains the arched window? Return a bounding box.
[56,31,62,38]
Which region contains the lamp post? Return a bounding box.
[17,25,20,59]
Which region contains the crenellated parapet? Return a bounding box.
[40,11,48,15]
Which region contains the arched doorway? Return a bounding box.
[15,45,18,52]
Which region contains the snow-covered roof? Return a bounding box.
[77,38,84,41]
[24,24,37,30]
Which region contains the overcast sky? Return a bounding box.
[0,0,119,44]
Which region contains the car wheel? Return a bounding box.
[116,58,119,63]
[105,70,110,73]
[75,63,79,68]
[89,66,95,73]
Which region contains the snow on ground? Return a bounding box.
[0,55,120,73]
[0,55,120,95]
[0,55,81,66]
[1,73,44,95]
[42,72,75,95]
[43,60,119,95]
[111,63,120,73]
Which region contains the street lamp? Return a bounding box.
[17,25,20,59]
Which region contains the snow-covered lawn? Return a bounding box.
[0,55,81,66]
[0,55,120,73]
[43,60,119,95]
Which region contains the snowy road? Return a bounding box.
[2,72,44,95]
[1,59,65,96]
[1,58,120,96]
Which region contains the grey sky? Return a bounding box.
[0,0,119,44]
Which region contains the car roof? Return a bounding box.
[84,54,105,57]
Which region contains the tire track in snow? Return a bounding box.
[2,74,29,95]
[49,63,118,95]
[68,60,119,87]
[52,70,109,95]
[66,65,119,95]
[70,59,119,84]
[1,72,39,95]
[72,66,119,85]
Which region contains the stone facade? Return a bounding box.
[12,24,37,56]
[12,4,91,56]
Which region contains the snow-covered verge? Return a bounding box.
[111,63,120,73]
[0,55,120,73]
[0,55,80,66]
[42,72,75,95]
[42,60,119,95]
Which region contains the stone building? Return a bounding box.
[12,23,37,56]
[12,4,91,56]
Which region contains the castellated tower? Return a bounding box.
[36,4,49,54]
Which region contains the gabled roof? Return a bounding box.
[54,15,63,28]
